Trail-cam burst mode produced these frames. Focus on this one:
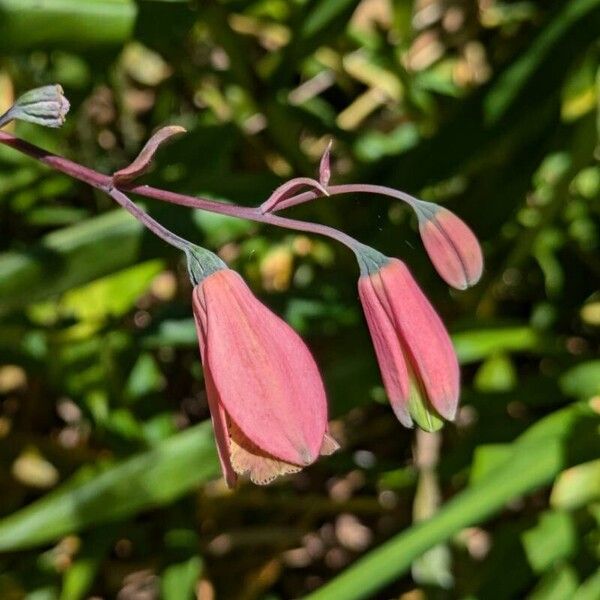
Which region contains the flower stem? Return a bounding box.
[271,183,421,212]
[0,131,412,258]
[103,185,190,252]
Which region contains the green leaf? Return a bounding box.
[560,361,600,399]
[0,0,137,51]
[0,421,218,551]
[469,444,513,484]
[161,555,203,600]
[303,402,600,600]
[192,209,255,247]
[60,260,163,323]
[0,209,165,315]
[452,327,543,364]
[142,318,197,348]
[60,528,116,600]
[521,511,578,573]
[573,569,600,600]
[125,352,166,401]
[474,353,518,392]
[528,564,579,600]
[551,459,600,510]
[299,0,357,41]
[484,0,600,122]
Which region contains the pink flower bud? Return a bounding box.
[415,201,483,290]
[358,257,459,429]
[192,268,337,486]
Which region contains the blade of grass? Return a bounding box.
[304,402,600,600]
[0,0,136,51]
[0,421,218,551]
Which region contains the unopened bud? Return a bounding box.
[0,85,69,129]
[414,200,483,290]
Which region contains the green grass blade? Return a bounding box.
[0,421,218,551]
[304,402,600,600]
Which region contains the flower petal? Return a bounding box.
[199,270,327,466]
[375,260,459,421]
[228,420,301,485]
[320,431,340,456]
[205,368,238,487]
[192,289,237,487]
[358,275,413,427]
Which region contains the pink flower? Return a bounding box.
[192,268,338,486]
[414,201,483,290]
[357,256,459,431]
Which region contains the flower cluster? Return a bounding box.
[0,86,483,487]
[183,184,482,483]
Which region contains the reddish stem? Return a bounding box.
[272,183,420,212]
[0,131,364,253]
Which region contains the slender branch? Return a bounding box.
[0,131,367,254]
[271,183,420,212]
[130,183,363,253]
[0,131,110,187]
[0,133,422,225]
[103,185,190,252]
[0,132,194,252]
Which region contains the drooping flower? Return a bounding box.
[413,200,483,290]
[356,248,459,431]
[187,247,337,486]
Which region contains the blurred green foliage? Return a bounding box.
[0,0,598,598]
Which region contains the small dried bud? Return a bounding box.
[260,177,329,214]
[319,139,333,187]
[0,85,70,129]
[113,125,186,185]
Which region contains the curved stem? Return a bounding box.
[0,131,374,256]
[103,185,190,252]
[272,183,421,212]
[259,177,327,214]
[0,131,193,252]
[261,212,364,253]
[129,183,363,253]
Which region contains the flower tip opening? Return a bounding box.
[299,447,315,466]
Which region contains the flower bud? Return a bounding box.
[414,200,483,290]
[357,249,460,430]
[0,85,70,129]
